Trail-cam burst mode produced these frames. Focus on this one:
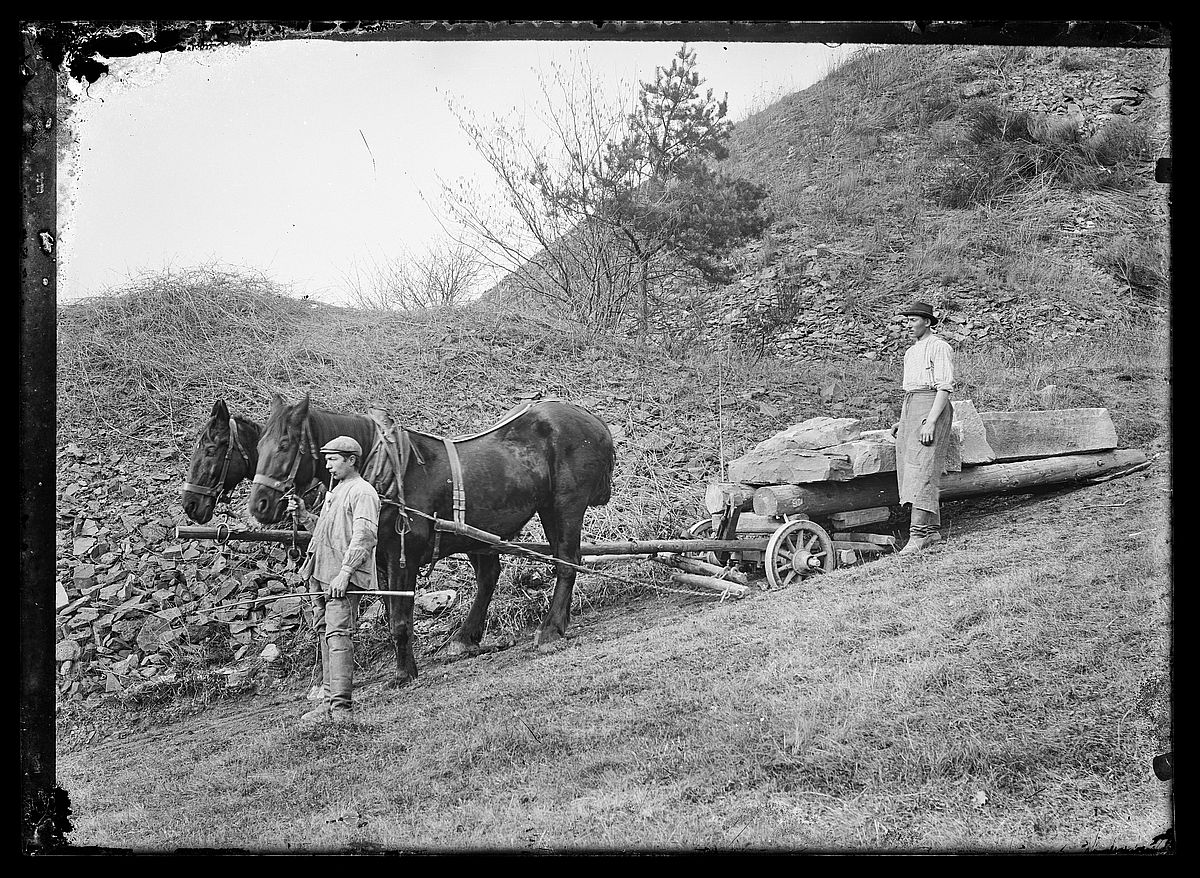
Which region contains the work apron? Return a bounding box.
[896,390,953,519]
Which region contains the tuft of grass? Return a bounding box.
[1096,234,1167,303]
[936,102,1153,208]
[1059,50,1099,72]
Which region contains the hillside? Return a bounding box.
[50,43,1172,851]
[709,45,1169,364]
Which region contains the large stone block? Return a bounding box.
[951,400,997,465]
[977,407,1119,461]
[728,450,853,486]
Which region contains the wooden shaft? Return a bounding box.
[177,526,313,544]
[176,526,770,557]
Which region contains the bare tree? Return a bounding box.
[439,46,768,335]
[341,242,484,311]
[439,56,641,327]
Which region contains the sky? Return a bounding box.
[58,38,853,304]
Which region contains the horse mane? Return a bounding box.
[307,406,376,454]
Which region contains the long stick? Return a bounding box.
[210,589,415,611]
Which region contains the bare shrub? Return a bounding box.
[341,242,485,312]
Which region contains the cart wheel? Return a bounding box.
[765,519,835,588]
[683,517,719,565]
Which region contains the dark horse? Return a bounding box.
[248,393,615,685]
[181,399,265,524]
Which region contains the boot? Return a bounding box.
[898,531,942,555]
[327,633,355,722]
[299,701,331,723]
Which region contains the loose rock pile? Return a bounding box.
[53,434,458,704]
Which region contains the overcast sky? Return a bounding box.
[58,38,852,304]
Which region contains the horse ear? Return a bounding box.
[269,393,285,417]
[290,394,310,424]
[211,399,230,421]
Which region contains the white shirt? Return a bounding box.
[902,332,955,393]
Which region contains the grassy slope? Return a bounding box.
[57,461,1170,851]
[53,45,1172,851]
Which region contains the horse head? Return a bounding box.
[182,399,260,524]
[250,392,320,525]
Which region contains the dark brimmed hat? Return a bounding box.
[899,301,938,326]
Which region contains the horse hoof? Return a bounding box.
[533,628,565,650]
[388,671,416,689]
[445,639,478,658]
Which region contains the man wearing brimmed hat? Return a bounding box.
[890,301,955,554]
[286,435,380,722]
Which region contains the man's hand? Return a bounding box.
[327,570,351,599]
[919,420,935,446]
[285,495,306,517]
[890,422,900,439]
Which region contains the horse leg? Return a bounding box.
[533,505,584,647]
[384,541,420,687]
[448,553,503,657]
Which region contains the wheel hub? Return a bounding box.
[792,552,823,572]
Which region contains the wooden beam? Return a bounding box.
[829,507,892,530]
[739,449,1148,517]
[753,485,807,516]
[835,532,898,548]
[652,554,750,585]
[704,482,756,514]
[978,407,1118,461]
[668,571,750,597]
[723,512,796,534]
[831,539,892,554]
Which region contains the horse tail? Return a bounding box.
[590,436,616,507]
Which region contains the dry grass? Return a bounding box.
[56,461,1171,851]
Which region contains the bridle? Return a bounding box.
[252,415,325,507]
[183,417,252,505]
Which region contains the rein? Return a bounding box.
[184,417,251,503]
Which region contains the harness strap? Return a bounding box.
[443,436,466,527]
[252,417,319,495]
[184,417,247,500]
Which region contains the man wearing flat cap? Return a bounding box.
[890,301,955,554]
[286,435,380,721]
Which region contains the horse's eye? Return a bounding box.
[278,440,290,451]
[204,445,217,456]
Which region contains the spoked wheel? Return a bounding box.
[765,519,836,588]
[683,517,719,566]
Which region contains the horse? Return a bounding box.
[247,393,615,686]
[181,399,265,524]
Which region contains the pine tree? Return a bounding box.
[596,45,770,334]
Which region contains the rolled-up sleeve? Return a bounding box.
[339,488,380,575]
[930,339,955,393]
